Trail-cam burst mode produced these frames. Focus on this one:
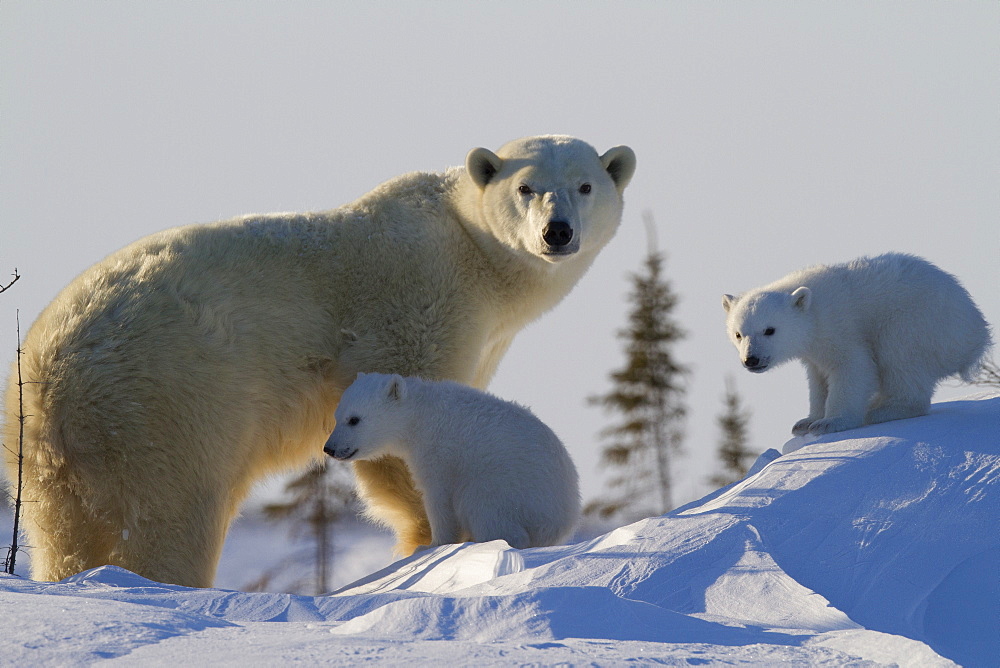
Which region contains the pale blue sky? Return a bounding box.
[2,1,997,507]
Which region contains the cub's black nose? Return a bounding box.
[743,356,760,369]
[543,220,573,247]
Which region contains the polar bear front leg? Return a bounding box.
[352,456,432,555]
[808,350,877,435]
[793,362,828,435]
[425,491,463,548]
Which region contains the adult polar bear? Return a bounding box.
[3,135,636,587]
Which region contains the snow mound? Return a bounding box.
[1,395,996,665]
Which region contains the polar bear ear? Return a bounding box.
[386,374,407,401]
[466,147,503,189]
[722,294,736,313]
[791,286,812,311]
[600,145,637,192]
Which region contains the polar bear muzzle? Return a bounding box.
[323,441,358,461]
[743,355,769,372]
[542,220,574,250]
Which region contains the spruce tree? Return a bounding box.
[709,376,754,489]
[246,460,355,594]
[587,220,687,521]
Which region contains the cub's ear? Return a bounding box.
[600,145,637,192]
[386,374,407,401]
[722,294,736,313]
[791,286,812,311]
[466,147,503,189]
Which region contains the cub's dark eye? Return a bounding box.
[579,183,592,194]
[735,332,742,340]
[517,184,533,195]
[764,327,775,336]
[347,416,360,426]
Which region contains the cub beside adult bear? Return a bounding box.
[325,373,580,550]
[3,135,635,587]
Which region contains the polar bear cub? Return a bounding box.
[723,253,991,435]
[325,373,581,549]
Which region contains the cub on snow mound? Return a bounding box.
[722,253,991,435]
[3,135,635,587]
[325,373,581,549]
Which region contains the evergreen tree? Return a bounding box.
[709,375,754,488]
[587,219,687,521]
[246,460,355,595]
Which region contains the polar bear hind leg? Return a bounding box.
[468,516,531,550]
[21,468,229,587]
[866,363,935,426]
[20,475,117,582]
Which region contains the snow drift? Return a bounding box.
[2,395,997,665]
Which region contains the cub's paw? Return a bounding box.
[792,418,817,435]
[807,416,861,435]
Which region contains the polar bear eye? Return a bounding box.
[347,416,361,426]
[764,327,775,336]
[579,183,592,194]
[517,184,533,195]
[735,332,742,340]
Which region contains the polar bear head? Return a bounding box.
[722,287,813,373]
[464,135,636,265]
[324,373,409,461]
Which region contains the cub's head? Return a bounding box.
[323,373,408,461]
[465,135,636,264]
[721,287,812,373]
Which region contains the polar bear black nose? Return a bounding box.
[543,220,573,247]
[744,356,760,369]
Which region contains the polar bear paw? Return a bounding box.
[806,416,861,435]
[792,418,817,436]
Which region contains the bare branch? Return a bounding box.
[973,357,1000,389]
[0,269,19,295]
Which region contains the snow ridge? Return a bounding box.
[1,395,997,666]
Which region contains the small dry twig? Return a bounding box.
[0,269,19,296]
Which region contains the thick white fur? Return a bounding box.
[3,136,635,586]
[722,253,992,435]
[325,373,580,549]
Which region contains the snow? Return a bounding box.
[3,394,998,666]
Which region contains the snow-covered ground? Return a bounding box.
[3,394,998,666]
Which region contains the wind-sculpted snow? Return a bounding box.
[1,395,996,665]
